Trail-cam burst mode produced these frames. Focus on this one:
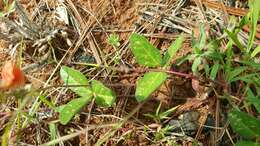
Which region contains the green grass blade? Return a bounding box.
[224,29,244,51]
[247,0,260,51]
[251,46,260,58]
[162,35,184,68]
[48,123,57,146]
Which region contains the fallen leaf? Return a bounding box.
[0,61,25,89]
[191,79,204,94]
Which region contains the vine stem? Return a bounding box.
[24,62,225,92]
[71,62,227,87]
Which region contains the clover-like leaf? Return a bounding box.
[228,109,260,139]
[59,97,91,125]
[60,66,92,98]
[59,66,93,125]
[92,80,116,107]
[130,33,162,67]
[135,72,167,102]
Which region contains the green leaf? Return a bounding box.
[210,62,219,80]
[59,97,91,125]
[130,33,162,67]
[251,46,260,58]
[246,89,260,113]
[228,109,260,139]
[236,141,260,146]
[92,80,116,107]
[60,66,92,98]
[55,105,66,113]
[192,57,202,75]
[135,72,167,102]
[108,33,120,47]
[162,35,184,68]
[59,66,93,125]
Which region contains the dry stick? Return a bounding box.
[40,123,118,146]
[21,32,75,128]
[219,0,229,25]
[195,109,209,140]
[85,99,95,145]
[192,0,207,23]
[66,0,86,32]
[41,102,144,146]
[94,102,145,146]
[225,128,235,145]
[68,0,110,62]
[215,97,220,146]
[200,0,248,16]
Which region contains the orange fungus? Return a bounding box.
[0,61,25,89]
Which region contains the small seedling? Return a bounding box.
[0,0,15,17]
[59,66,116,125]
[108,33,121,64]
[144,102,179,123]
[130,33,184,102]
[108,33,120,48]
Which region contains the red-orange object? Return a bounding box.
[0,61,25,89]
